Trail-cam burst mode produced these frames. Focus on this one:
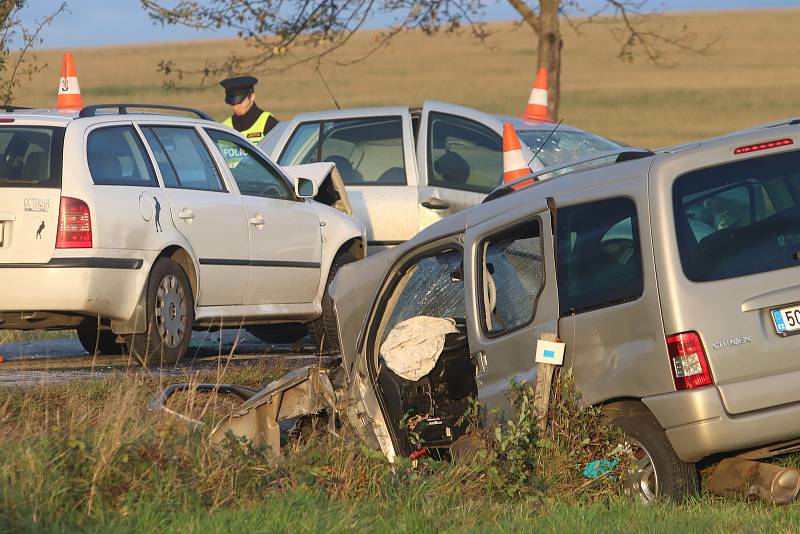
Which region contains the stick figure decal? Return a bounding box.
[154,197,162,233]
[36,220,45,239]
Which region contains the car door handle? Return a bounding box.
[178,208,195,221]
[420,197,450,210]
[249,215,265,226]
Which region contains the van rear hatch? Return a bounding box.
[672,147,800,414]
[0,126,65,264]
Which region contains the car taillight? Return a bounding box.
[56,196,92,248]
[666,331,712,391]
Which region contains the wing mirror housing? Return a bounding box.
[296,177,317,199]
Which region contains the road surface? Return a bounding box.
[0,329,323,387]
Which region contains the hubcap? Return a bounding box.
[154,274,187,349]
[623,438,658,503]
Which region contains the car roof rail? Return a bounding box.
[78,103,214,121]
[0,105,31,112]
[483,148,655,204]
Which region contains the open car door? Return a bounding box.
[463,197,560,414]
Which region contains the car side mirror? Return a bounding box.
[296,177,317,199]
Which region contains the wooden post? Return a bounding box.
[533,332,560,431]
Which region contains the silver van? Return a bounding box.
[154,119,800,502]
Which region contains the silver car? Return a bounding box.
[261,101,623,249]
[155,118,800,502]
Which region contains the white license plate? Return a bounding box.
[771,306,800,336]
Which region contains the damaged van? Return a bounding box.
[152,118,800,502]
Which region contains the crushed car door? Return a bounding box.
[464,201,559,413]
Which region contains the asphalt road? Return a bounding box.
[0,329,322,387]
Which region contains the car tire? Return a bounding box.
[309,251,357,355]
[247,323,308,344]
[124,257,194,366]
[606,401,699,503]
[76,318,120,355]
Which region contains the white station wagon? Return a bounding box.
[0,104,366,363]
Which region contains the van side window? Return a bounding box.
[141,127,225,192]
[87,126,157,187]
[480,220,543,336]
[556,197,643,315]
[381,248,465,343]
[428,112,502,194]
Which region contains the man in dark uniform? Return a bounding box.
[220,76,279,144]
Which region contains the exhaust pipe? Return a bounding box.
[709,457,800,504]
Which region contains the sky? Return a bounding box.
[21,0,800,49]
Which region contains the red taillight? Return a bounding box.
[0,118,15,123]
[56,196,92,248]
[734,138,793,155]
[666,331,712,391]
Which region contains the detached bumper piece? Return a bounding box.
[148,365,337,459]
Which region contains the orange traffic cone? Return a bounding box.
[503,123,533,190]
[522,67,550,122]
[56,52,83,110]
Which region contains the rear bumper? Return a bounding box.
[0,254,148,323]
[643,386,800,462]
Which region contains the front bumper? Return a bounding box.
[0,254,148,323]
[644,386,800,462]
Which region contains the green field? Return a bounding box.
[14,8,800,149]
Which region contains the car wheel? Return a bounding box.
[124,257,194,366]
[606,401,699,503]
[309,251,357,355]
[247,323,308,344]
[76,317,120,355]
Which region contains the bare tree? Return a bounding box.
[141,0,712,118]
[0,1,67,105]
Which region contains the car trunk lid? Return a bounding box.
[671,147,800,414]
[0,125,65,264]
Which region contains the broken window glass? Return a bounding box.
[382,248,465,342]
[482,221,543,335]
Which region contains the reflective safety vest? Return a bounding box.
[223,110,272,144]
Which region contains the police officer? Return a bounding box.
[220,76,279,144]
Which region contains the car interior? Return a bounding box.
[372,248,477,456]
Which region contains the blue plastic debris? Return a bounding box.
[583,459,619,480]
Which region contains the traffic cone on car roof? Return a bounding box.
[522,66,551,122]
[503,123,533,190]
[56,52,83,110]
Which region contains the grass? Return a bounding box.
[2,366,800,532]
[0,330,74,344]
[13,8,800,149]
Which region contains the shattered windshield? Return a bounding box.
[382,248,466,343]
[518,130,622,169]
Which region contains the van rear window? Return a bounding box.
[674,149,800,282]
[0,126,65,188]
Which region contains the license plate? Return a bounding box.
[771,306,800,336]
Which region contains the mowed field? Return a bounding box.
[14,8,800,150]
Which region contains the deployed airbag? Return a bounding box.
[380,316,458,381]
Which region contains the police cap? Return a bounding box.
[220,76,258,105]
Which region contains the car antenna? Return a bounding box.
[314,64,341,110]
[528,118,563,167]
